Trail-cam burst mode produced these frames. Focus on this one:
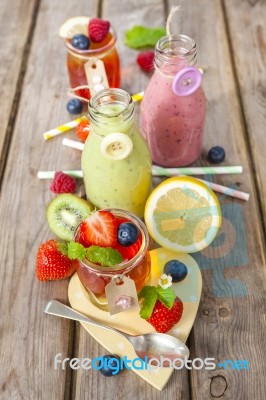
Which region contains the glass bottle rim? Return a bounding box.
[74,208,150,276]
[64,27,117,58]
[155,34,197,66]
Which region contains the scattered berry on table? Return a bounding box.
[78,210,117,248]
[98,355,122,377]
[88,18,110,43]
[36,239,78,281]
[147,297,183,333]
[50,171,76,194]
[66,98,83,114]
[136,51,155,72]
[75,118,90,142]
[71,33,90,50]
[163,260,188,282]
[207,146,225,164]
[117,222,140,247]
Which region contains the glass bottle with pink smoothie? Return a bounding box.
[141,35,206,167]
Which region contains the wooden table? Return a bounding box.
[1,0,266,398]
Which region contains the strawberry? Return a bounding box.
[78,210,117,248]
[75,118,90,142]
[88,18,110,43]
[147,298,183,333]
[136,51,154,72]
[114,236,142,261]
[36,239,77,281]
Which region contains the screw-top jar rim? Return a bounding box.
[74,208,150,276]
[64,27,117,59]
[155,34,197,68]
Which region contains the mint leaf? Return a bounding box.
[85,246,123,267]
[138,286,158,319]
[156,286,175,308]
[124,26,166,49]
[67,242,86,260]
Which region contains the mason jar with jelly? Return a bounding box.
[75,209,151,298]
[64,23,120,100]
[141,35,206,167]
[81,88,152,218]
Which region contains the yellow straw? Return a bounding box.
[43,117,82,140]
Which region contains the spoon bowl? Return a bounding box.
[45,300,189,365]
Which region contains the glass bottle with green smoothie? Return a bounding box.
[82,88,152,217]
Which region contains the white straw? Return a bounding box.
[37,170,249,201]
[62,138,85,151]
[152,165,243,176]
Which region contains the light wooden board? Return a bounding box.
[223,0,266,229]
[0,0,38,177]
[168,0,266,399]
[0,0,98,399]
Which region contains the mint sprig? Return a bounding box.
[138,285,176,319]
[67,242,123,267]
[124,26,166,49]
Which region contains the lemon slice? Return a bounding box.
[59,16,90,39]
[144,177,222,253]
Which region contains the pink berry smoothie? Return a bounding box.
[141,67,206,167]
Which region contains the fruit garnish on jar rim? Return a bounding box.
[138,274,183,333]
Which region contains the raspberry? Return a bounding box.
[136,51,155,72]
[50,172,76,194]
[88,18,110,43]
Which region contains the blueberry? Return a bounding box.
[71,34,90,50]
[66,98,83,114]
[164,260,188,282]
[98,355,122,377]
[118,222,140,246]
[207,146,225,164]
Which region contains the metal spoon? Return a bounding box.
[44,300,189,363]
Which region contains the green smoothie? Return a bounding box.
[82,90,152,217]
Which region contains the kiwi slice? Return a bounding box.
[46,194,93,241]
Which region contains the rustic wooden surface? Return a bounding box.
[0,0,265,399]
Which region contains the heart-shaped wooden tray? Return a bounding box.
[68,248,202,390]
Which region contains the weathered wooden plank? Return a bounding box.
[0,0,98,399]
[168,0,266,399]
[72,0,190,398]
[223,0,266,230]
[0,0,38,179]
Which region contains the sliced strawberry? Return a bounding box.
[76,118,90,142]
[114,235,142,261]
[78,210,117,247]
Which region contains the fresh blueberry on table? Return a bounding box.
[207,146,225,164]
[66,98,83,114]
[98,355,122,377]
[118,222,140,246]
[71,33,90,50]
[164,260,188,282]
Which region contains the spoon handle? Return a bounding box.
[44,300,129,338]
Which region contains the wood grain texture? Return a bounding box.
[168,0,266,399]
[71,1,190,399]
[0,0,38,178]
[0,0,98,399]
[223,0,266,229]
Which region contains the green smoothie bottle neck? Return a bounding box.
[88,88,135,137]
[155,34,197,76]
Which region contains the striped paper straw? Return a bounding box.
[132,91,144,102]
[43,117,82,140]
[37,170,249,201]
[152,165,243,176]
[62,138,85,150]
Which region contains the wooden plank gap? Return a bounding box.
[221,0,266,242]
[97,0,103,18]
[63,321,77,400]
[0,0,42,188]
